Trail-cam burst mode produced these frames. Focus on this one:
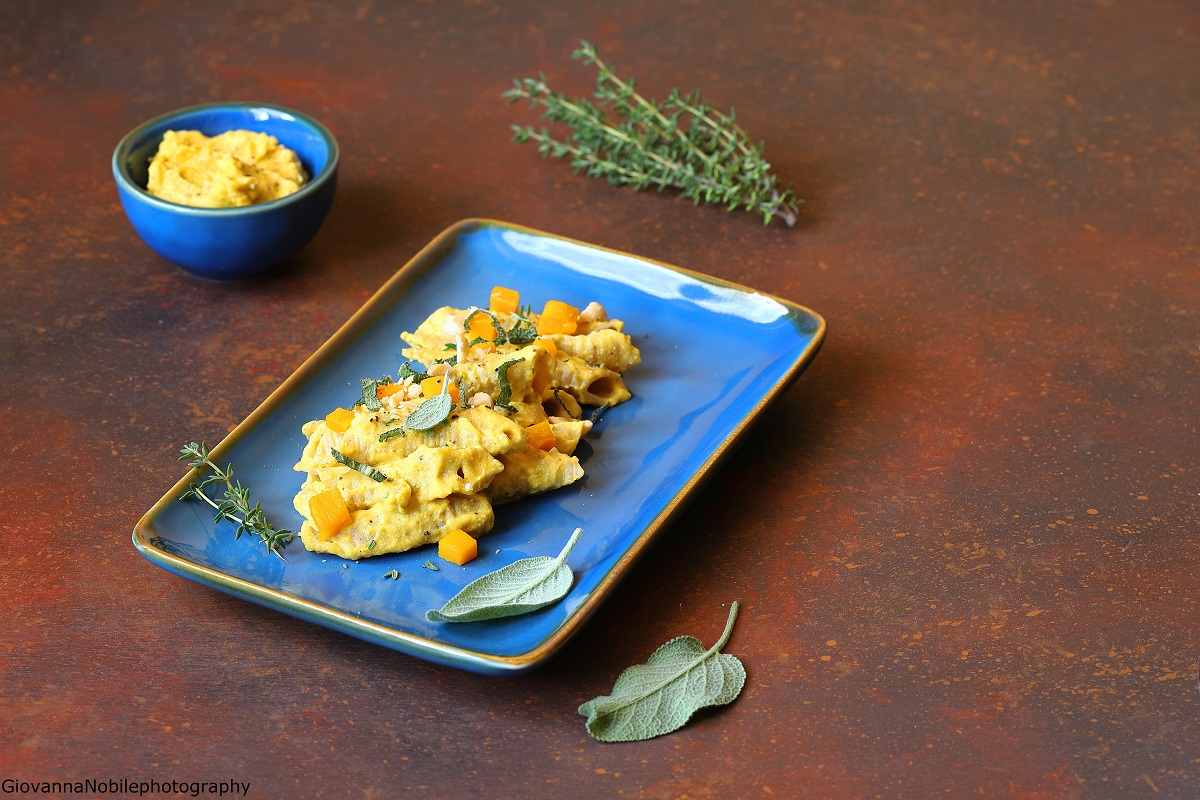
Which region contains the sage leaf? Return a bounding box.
[379,427,406,442]
[405,393,453,431]
[426,528,583,623]
[578,602,745,743]
[494,358,523,411]
[330,447,388,482]
[357,376,391,411]
[399,362,428,382]
[505,320,537,346]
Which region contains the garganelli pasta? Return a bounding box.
[292,289,641,560]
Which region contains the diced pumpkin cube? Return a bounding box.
[420,375,460,404]
[325,407,355,433]
[467,313,499,341]
[438,529,478,566]
[526,420,557,452]
[490,286,520,314]
[376,383,405,399]
[309,488,352,541]
[536,300,579,335]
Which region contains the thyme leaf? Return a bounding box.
[178,441,293,558]
[330,447,388,482]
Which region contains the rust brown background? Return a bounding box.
[2,1,1198,797]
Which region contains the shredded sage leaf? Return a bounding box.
[383,569,400,580]
[578,602,745,742]
[357,376,392,411]
[426,528,583,623]
[399,362,428,382]
[464,308,504,341]
[554,389,581,419]
[379,427,406,442]
[330,447,388,482]
[423,560,440,571]
[506,321,538,346]
[494,358,523,411]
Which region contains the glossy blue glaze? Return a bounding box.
[112,102,338,281]
[134,221,825,673]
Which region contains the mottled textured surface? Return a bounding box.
[2,1,1197,796]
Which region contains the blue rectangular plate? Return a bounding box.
[133,219,826,674]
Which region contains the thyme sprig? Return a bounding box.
[504,41,798,226]
[178,442,293,559]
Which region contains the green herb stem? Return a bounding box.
[178,442,293,559]
[505,41,799,226]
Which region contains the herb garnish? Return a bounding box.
[383,569,400,580]
[579,602,745,742]
[423,560,440,571]
[426,528,583,623]
[505,41,798,226]
[178,442,294,558]
[463,307,538,347]
[356,376,392,411]
[379,427,406,442]
[399,362,428,382]
[330,447,388,482]
[506,320,537,346]
[494,358,523,411]
[404,373,456,431]
[554,389,580,419]
[463,308,503,341]
[590,403,611,424]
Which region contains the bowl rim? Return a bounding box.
[111,100,340,217]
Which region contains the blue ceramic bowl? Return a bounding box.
[112,102,339,281]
